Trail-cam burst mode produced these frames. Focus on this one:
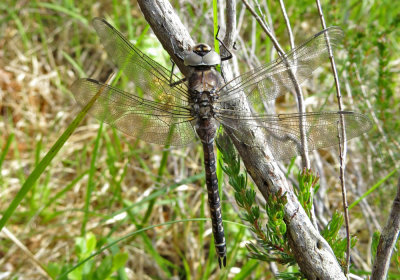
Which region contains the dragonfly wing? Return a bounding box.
[216,110,371,160]
[71,78,196,146]
[92,18,188,103]
[216,27,344,105]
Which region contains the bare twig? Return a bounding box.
[278,0,295,49]
[260,0,277,60]
[241,0,284,55]
[371,175,400,279]
[278,1,315,233]
[337,120,351,277]
[315,0,351,275]
[242,0,310,169]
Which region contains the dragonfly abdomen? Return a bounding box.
[201,138,227,268]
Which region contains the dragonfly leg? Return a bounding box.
[168,58,187,87]
[168,38,188,87]
[215,25,233,62]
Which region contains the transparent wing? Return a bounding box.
[216,27,344,104]
[71,78,196,146]
[216,110,371,160]
[92,17,188,103]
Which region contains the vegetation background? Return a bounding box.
[0,0,399,279]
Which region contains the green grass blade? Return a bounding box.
[62,50,86,78]
[141,234,175,276]
[123,0,133,39]
[212,0,219,54]
[42,170,89,212]
[81,122,103,236]
[197,194,206,276]
[0,81,109,231]
[35,2,88,26]
[0,133,14,170]
[9,11,29,49]
[182,255,191,280]
[140,142,171,225]
[212,0,220,72]
[349,168,398,209]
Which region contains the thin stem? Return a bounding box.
[279,0,295,48]
[315,0,350,275]
[337,121,351,278]
[242,0,310,168]
[241,0,284,55]
[278,0,310,174]
[278,0,314,230]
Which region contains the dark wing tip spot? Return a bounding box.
[92,17,115,30]
[86,78,101,84]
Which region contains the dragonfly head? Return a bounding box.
[184,43,221,67]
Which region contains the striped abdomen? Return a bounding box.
[202,141,226,268]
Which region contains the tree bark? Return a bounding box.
[137,0,347,278]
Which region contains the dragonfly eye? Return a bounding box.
[193,43,212,56]
[184,43,221,66]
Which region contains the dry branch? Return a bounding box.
[138,0,346,278]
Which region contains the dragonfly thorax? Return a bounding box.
[184,43,221,67]
[190,90,216,119]
[188,68,222,120]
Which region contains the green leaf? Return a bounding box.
[371,231,380,263]
[47,262,61,278]
[111,252,129,272]
[94,255,113,279]
[68,266,83,280]
[75,237,86,257]
[82,260,94,279]
[86,232,97,256]
[279,222,287,235]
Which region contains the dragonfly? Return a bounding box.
[71,18,371,267]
